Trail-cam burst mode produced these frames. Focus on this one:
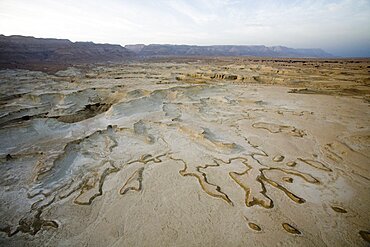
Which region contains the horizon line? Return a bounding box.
[0,33,328,51]
[3,33,370,58]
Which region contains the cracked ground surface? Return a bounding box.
[0,59,369,246]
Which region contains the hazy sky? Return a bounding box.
[0,0,369,56]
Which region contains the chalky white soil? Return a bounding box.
[0,61,369,246]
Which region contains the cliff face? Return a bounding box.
[0,35,134,66]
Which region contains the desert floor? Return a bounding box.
[0,58,369,246]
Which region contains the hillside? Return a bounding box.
[0,35,134,69]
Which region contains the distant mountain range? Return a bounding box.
[125,44,333,58]
[0,35,333,69]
